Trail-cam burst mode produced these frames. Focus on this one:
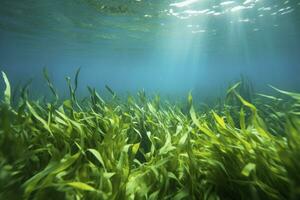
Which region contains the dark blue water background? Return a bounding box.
[0,0,299,101]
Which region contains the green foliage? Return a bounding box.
[1,71,11,105]
[0,72,300,200]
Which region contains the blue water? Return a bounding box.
[0,0,300,99]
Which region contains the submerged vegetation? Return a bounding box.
[0,70,300,200]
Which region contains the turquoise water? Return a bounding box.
[0,0,300,98]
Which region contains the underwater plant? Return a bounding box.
[0,71,299,200]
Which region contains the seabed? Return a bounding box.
[0,71,300,200]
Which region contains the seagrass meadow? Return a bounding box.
[0,70,299,200]
[1,0,300,199]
